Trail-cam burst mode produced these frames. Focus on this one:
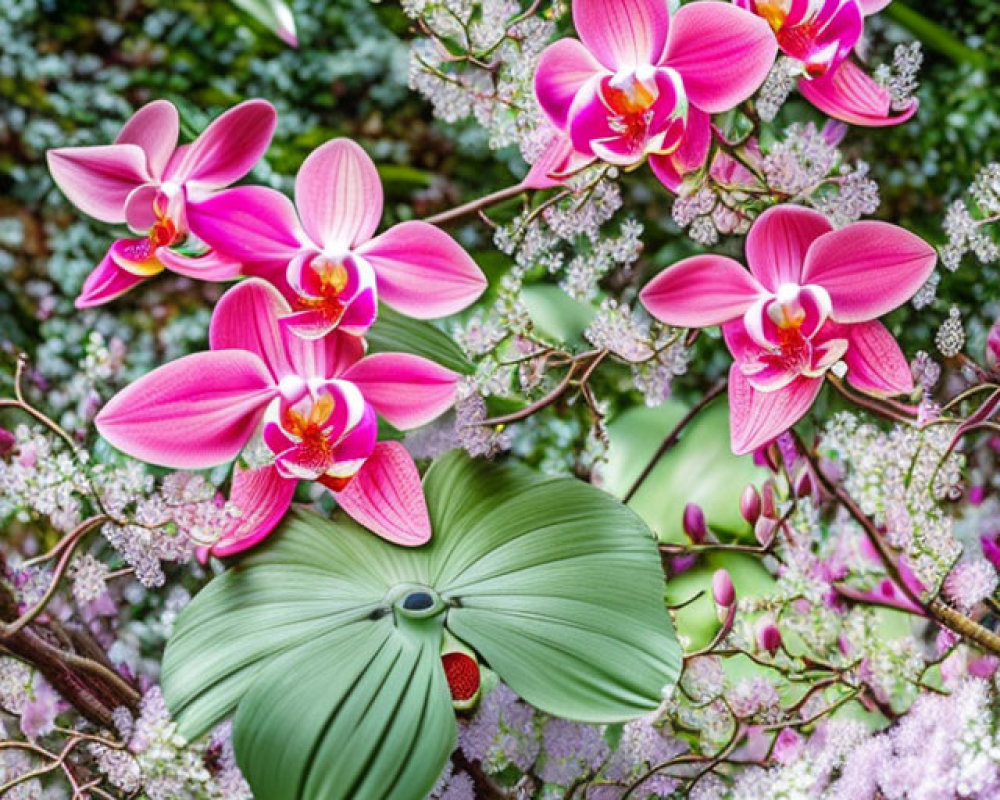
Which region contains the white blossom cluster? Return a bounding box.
[672,122,880,245]
[941,163,1000,272]
[822,412,967,590]
[874,42,924,112]
[91,688,250,800]
[405,0,556,150]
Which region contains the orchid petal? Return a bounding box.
[841,320,915,396]
[115,99,179,180]
[210,279,296,382]
[858,0,892,14]
[523,125,595,189]
[640,255,765,328]
[573,0,671,70]
[728,364,823,455]
[358,221,487,319]
[295,139,383,251]
[210,463,297,558]
[165,99,277,188]
[187,186,304,274]
[279,310,344,342]
[798,60,918,127]
[566,77,632,162]
[342,353,458,430]
[648,106,711,192]
[96,351,278,469]
[745,205,834,290]
[801,221,937,322]
[338,287,378,336]
[108,237,165,277]
[156,248,244,281]
[534,39,603,130]
[285,330,366,382]
[47,144,150,224]
[663,2,777,114]
[75,250,150,309]
[123,184,162,233]
[332,441,431,546]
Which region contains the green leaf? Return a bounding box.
[603,398,768,544]
[522,284,597,345]
[366,305,472,375]
[228,0,297,46]
[162,452,680,800]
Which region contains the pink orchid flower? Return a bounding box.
[734,0,916,126]
[533,0,777,188]
[95,279,459,555]
[640,205,936,454]
[47,99,277,308]
[186,138,487,340]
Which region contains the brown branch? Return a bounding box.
[799,435,1000,655]
[476,349,608,428]
[423,183,527,226]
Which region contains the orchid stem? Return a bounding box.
[885,3,989,70]
[623,380,728,504]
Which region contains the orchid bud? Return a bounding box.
[682,503,707,544]
[754,517,777,548]
[441,632,481,711]
[793,468,813,499]
[761,480,778,519]
[756,618,782,656]
[740,484,761,526]
[712,569,735,621]
[0,428,14,458]
[987,321,1000,373]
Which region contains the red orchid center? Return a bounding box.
[604,72,658,117]
[278,393,345,483]
[149,215,179,249]
[740,284,845,388]
[296,256,349,320]
[601,71,660,147]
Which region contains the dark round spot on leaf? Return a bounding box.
[402,591,435,611]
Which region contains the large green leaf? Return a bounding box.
[366,305,472,375]
[162,452,680,800]
[603,398,768,544]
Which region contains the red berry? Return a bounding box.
[442,652,480,702]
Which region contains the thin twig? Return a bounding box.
[623,381,728,503]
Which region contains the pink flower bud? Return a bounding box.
[793,468,813,499]
[987,321,1000,372]
[754,517,777,548]
[712,569,735,608]
[683,503,707,544]
[772,728,805,765]
[756,618,782,655]
[761,481,778,519]
[740,484,761,525]
[0,428,14,458]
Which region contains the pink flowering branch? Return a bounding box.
[799,434,1000,655]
